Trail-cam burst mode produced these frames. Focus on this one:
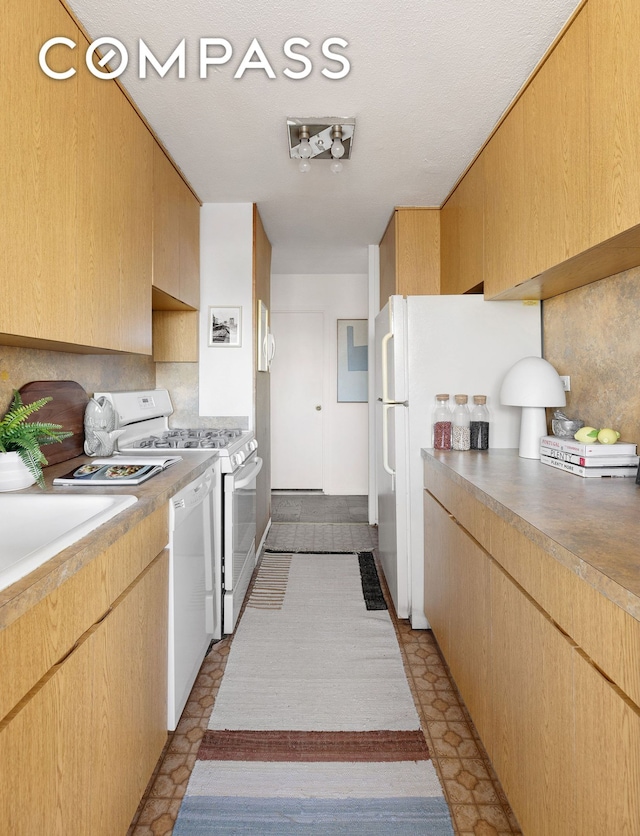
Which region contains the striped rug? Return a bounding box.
[173,553,453,835]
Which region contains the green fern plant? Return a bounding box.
[0,391,73,488]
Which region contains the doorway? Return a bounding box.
[270,310,324,490]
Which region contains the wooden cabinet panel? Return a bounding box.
[153,143,182,301]
[77,40,153,354]
[379,212,397,309]
[0,505,168,723]
[178,178,201,308]
[588,0,640,243]
[379,208,440,309]
[0,552,168,835]
[571,578,640,709]
[424,491,491,741]
[423,491,452,657]
[253,206,272,549]
[574,648,640,835]
[0,0,78,345]
[440,156,484,295]
[152,310,199,362]
[522,4,590,277]
[483,98,529,298]
[490,561,576,833]
[153,144,200,310]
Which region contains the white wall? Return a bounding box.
[271,273,369,495]
[199,203,254,423]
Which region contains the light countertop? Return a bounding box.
[422,448,640,621]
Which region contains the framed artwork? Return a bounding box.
[257,299,269,371]
[337,319,368,402]
[208,306,241,347]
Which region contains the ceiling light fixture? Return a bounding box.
[287,117,355,174]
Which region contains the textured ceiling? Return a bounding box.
[65,0,582,274]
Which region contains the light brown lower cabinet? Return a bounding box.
[0,551,168,835]
[490,560,576,834]
[423,468,640,835]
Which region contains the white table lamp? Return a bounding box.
[500,357,566,458]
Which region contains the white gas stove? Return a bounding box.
[94,388,257,472]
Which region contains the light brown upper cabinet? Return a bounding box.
[0,0,79,350]
[379,208,440,308]
[152,144,200,311]
[588,0,640,243]
[77,34,154,356]
[440,157,485,295]
[481,0,640,301]
[1,0,155,354]
[483,4,590,300]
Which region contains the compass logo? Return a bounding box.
[38,37,350,81]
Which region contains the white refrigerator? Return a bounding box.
[374,295,542,628]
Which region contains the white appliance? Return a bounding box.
[93,389,262,707]
[168,467,215,730]
[374,295,542,628]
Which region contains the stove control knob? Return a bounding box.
[231,454,239,468]
[249,439,258,452]
[237,451,246,464]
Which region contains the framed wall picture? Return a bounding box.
[337,319,368,402]
[257,299,268,371]
[208,306,241,347]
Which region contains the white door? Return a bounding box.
[270,311,323,489]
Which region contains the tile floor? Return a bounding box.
[128,494,522,836]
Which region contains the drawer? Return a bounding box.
[423,458,490,551]
[572,582,640,709]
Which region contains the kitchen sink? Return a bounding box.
[0,493,138,592]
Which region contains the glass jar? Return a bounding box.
[452,394,470,451]
[432,394,452,450]
[470,395,490,450]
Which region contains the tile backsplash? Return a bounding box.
[543,267,640,447]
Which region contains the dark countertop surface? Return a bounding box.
[0,451,218,630]
[422,448,640,620]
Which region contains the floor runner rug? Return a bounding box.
[173,553,453,835]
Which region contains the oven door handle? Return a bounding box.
[233,456,263,489]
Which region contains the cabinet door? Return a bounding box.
[588,0,640,243]
[178,177,200,308]
[490,561,576,834]
[482,98,531,299]
[379,211,397,310]
[424,491,491,741]
[0,0,78,345]
[77,35,153,354]
[153,143,182,301]
[423,491,451,656]
[574,648,640,834]
[440,156,484,295]
[522,4,590,278]
[0,553,168,835]
[396,208,440,296]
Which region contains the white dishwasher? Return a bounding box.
[167,465,216,730]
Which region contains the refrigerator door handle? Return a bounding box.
[381,330,393,404]
[382,402,395,476]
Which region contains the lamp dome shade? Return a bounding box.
[500,356,566,408]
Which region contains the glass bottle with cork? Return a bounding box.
[452,394,470,450]
[432,394,452,450]
[470,395,490,450]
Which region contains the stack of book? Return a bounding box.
[540,435,639,478]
